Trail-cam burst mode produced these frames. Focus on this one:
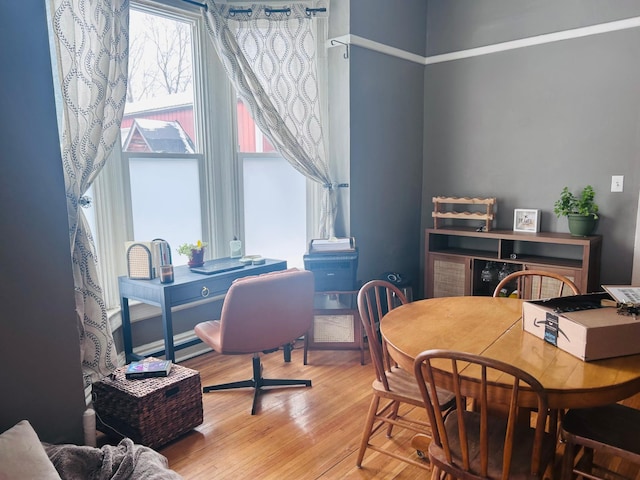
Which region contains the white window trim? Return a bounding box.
[94,0,238,309]
[93,0,330,310]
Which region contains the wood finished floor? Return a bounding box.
[156,342,427,479]
[143,342,640,480]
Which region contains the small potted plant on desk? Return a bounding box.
[553,185,599,236]
[177,240,207,267]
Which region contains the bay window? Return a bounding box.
[90,0,309,310]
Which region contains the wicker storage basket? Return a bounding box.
[93,360,203,449]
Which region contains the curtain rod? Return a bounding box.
[182,0,209,12]
[181,0,207,10]
[228,7,326,16]
[179,1,326,16]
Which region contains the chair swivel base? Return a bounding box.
[202,353,312,415]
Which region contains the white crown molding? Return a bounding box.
[329,34,425,64]
[329,16,640,65]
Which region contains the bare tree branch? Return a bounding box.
[127,10,193,102]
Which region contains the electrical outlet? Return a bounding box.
[611,175,624,192]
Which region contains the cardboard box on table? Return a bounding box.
[522,292,640,361]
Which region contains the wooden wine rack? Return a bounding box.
[432,196,496,231]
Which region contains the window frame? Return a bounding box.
[94,0,239,309]
[92,0,327,310]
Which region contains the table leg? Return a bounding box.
[121,296,134,363]
[283,343,292,362]
[161,293,175,363]
[304,332,309,365]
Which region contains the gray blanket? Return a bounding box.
[44,438,183,480]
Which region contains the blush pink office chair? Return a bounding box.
[194,268,315,414]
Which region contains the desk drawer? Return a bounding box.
[170,277,234,305]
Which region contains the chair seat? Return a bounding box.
[373,366,455,410]
[562,403,640,457]
[430,410,557,480]
[194,320,222,352]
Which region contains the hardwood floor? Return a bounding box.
[157,342,427,479]
[142,341,640,480]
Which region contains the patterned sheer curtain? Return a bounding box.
[202,1,336,238]
[50,0,129,386]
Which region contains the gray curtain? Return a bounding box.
[203,1,336,238]
[50,0,130,386]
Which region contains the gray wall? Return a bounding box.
[422,1,640,285]
[425,0,640,55]
[344,0,640,291]
[3,0,639,443]
[348,0,428,291]
[0,2,86,443]
[352,0,428,55]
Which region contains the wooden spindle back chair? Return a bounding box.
[413,349,557,480]
[493,269,580,299]
[355,280,454,469]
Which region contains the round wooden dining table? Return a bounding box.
[381,296,640,409]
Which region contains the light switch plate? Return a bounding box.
[611,175,624,192]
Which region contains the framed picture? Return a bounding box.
[513,209,540,233]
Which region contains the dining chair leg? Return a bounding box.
[430,464,443,480]
[356,394,380,467]
[560,439,579,480]
[385,401,401,437]
[580,447,595,477]
[548,408,559,439]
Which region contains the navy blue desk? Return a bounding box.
[119,258,287,362]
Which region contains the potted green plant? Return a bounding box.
[177,240,207,267]
[553,185,599,236]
